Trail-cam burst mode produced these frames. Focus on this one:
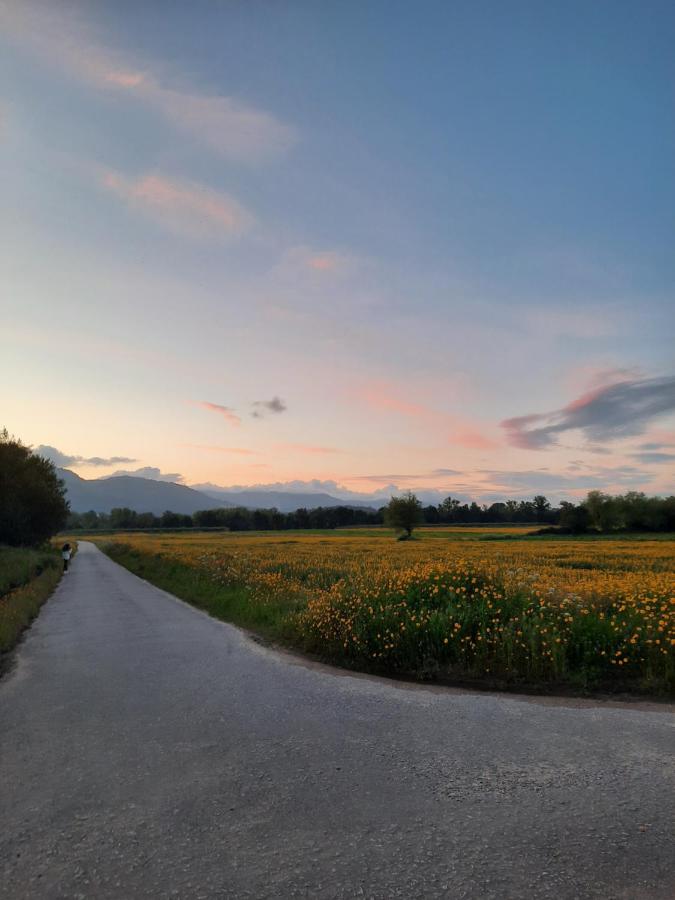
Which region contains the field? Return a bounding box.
[94,529,675,696]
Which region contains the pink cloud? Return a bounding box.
[101,171,253,238]
[356,380,498,449]
[104,70,145,87]
[276,443,342,455]
[307,254,339,272]
[501,375,675,449]
[563,369,638,414]
[563,386,608,414]
[450,427,498,450]
[501,413,546,449]
[184,443,257,455]
[3,4,296,163]
[145,87,296,164]
[196,401,241,427]
[359,381,428,418]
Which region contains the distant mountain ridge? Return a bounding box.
[201,488,378,514]
[58,470,378,514]
[58,469,228,515]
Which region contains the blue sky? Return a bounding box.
[1,0,673,501]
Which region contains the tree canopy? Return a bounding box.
[384,491,423,538]
[0,429,69,546]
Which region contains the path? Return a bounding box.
[1,542,673,898]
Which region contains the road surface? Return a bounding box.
[1,542,673,899]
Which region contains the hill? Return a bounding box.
[58,470,228,515]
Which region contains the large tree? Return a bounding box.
[384,491,422,538]
[0,429,70,546]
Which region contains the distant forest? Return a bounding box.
[67,490,675,533]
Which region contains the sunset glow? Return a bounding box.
[1,1,673,504]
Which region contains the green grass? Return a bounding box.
[0,546,62,656]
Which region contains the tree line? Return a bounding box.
[66,490,675,534]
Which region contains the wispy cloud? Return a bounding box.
[346,472,460,484]
[188,466,666,505]
[184,444,259,456]
[356,380,497,450]
[36,445,136,468]
[306,253,341,272]
[276,443,341,455]
[277,246,355,278]
[359,381,428,418]
[252,396,287,418]
[502,375,675,449]
[480,466,655,493]
[142,83,296,164]
[629,451,675,464]
[101,171,253,239]
[197,401,241,426]
[450,427,498,450]
[1,2,297,163]
[108,466,183,483]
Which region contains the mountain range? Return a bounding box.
[59,470,378,514]
[58,469,227,515]
[199,488,376,514]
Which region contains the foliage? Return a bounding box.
[559,502,590,533]
[93,531,675,695]
[68,503,385,531]
[384,492,423,537]
[0,546,59,597]
[0,546,61,654]
[65,491,675,534]
[0,429,69,546]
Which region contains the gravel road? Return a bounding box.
[1,541,673,899]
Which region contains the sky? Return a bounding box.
[1,0,674,504]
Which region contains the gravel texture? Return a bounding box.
[1,541,674,899]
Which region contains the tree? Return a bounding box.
[423,504,440,524]
[160,510,193,528]
[0,429,69,546]
[558,501,589,533]
[81,509,101,530]
[110,507,137,529]
[486,502,507,522]
[504,500,519,521]
[532,495,551,523]
[438,496,461,523]
[384,491,422,538]
[584,490,620,532]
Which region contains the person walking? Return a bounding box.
[61,543,72,573]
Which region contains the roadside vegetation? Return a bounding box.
[0,429,70,660]
[94,529,675,697]
[0,547,63,655]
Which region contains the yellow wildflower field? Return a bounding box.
[99,531,675,693]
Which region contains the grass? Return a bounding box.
[0,545,63,656]
[92,530,675,697]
